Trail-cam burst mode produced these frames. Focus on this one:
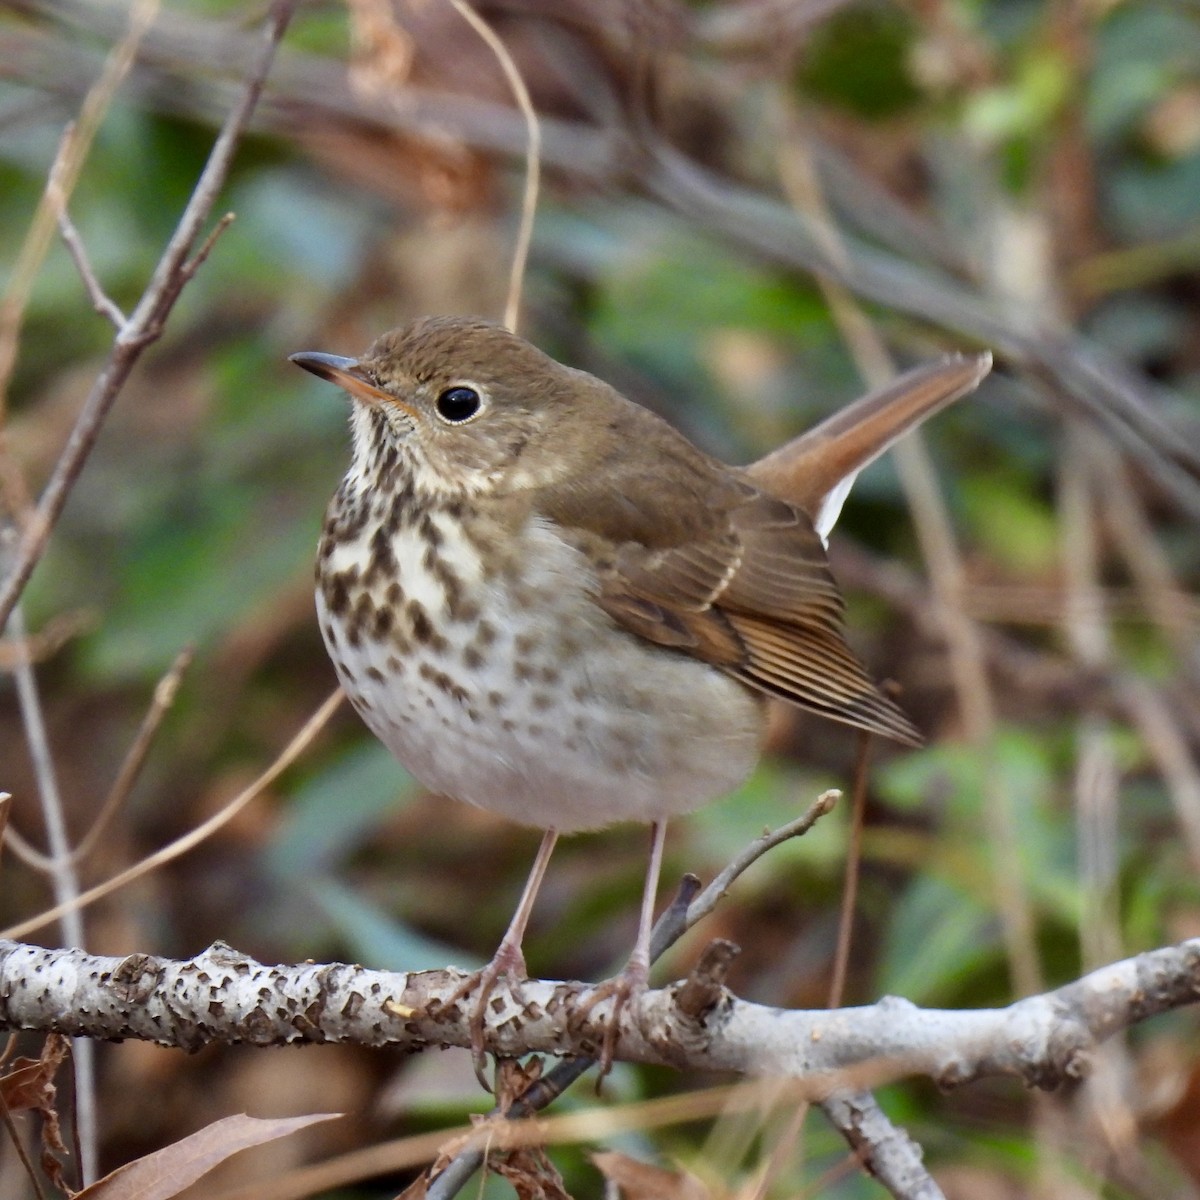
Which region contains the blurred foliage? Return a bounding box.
[1,0,1199,1197]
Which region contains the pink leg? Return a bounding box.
[487,826,559,980]
[578,820,667,1076]
[627,819,667,985]
[456,827,558,1088]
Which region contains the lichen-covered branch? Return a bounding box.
[2,937,1197,1094]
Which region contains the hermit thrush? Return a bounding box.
[291,316,990,1075]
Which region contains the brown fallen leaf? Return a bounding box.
[493,1145,572,1200]
[75,1111,342,1200]
[0,1033,69,1112]
[1,1033,72,1192]
[592,1150,711,1200]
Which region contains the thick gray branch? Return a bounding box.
[2,937,1197,1094]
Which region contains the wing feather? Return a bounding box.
[532,398,921,745]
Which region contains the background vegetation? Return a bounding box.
[2,0,1199,1196]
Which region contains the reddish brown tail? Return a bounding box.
[746,353,992,535]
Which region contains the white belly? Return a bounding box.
[318,515,763,832]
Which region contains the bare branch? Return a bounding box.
[4,591,95,1180]
[181,211,236,279]
[822,1091,946,1200]
[1,937,1196,1090]
[0,0,297,630]
[51,192,126,329]
[662,787,840,948]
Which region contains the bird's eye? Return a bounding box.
[435,385,482,424]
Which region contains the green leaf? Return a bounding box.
[877,874,998,1004]
[268,741,415,875]
[306,877,478,972]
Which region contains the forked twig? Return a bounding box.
[3,647,195,873]
[0,0,159,413]
[4,593,94,1182]
[50,154,126,328]
[0,0,298,631]
[1,689,342,943]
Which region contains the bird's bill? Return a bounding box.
[289,351,416,418]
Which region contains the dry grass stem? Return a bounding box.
[1,689,343,942]
[444,0,541,334]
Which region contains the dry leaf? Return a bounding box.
[592,1150,711,1200]
[493,1145,572,1200]
[1,1034,72,1192]
[0,1034,69,1112]
[395,1173,429,1199]
[75,1111,341,1199]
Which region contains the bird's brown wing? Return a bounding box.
[587,483,921,746]
[532,390,920,744]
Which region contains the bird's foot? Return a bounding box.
[443,939,528,1091]
[574,954,649,1081]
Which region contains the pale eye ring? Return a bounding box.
[435,385,483,424]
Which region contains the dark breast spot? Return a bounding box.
[406,600,439,648]
[346,591,376,647]
[323,571,351,618]
[417,661,469,705]
[365,527,398,584]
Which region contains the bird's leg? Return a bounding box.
[446,827,558,1089]
[577,820,667,1077]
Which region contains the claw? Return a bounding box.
[442,941,528,1091]
[575,955,649,1080]
[446,829,559,1091]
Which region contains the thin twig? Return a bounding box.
[0,609,94,672]
[5,594,95,1184]
[0,0,297,631]
[0,0,159,416]
[1099,443,1200,679]
[72,645,194,866]
[212,1080,863,1200]
[3,646,195,873]
[444,0,540,334]
[828,733,870,1010]
[50,171,126,328]
[735,1098,810,1200]
[665,788,841,946]
[182,211,237,278]
[0,689,342,943]
[1120,679,1200,873]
